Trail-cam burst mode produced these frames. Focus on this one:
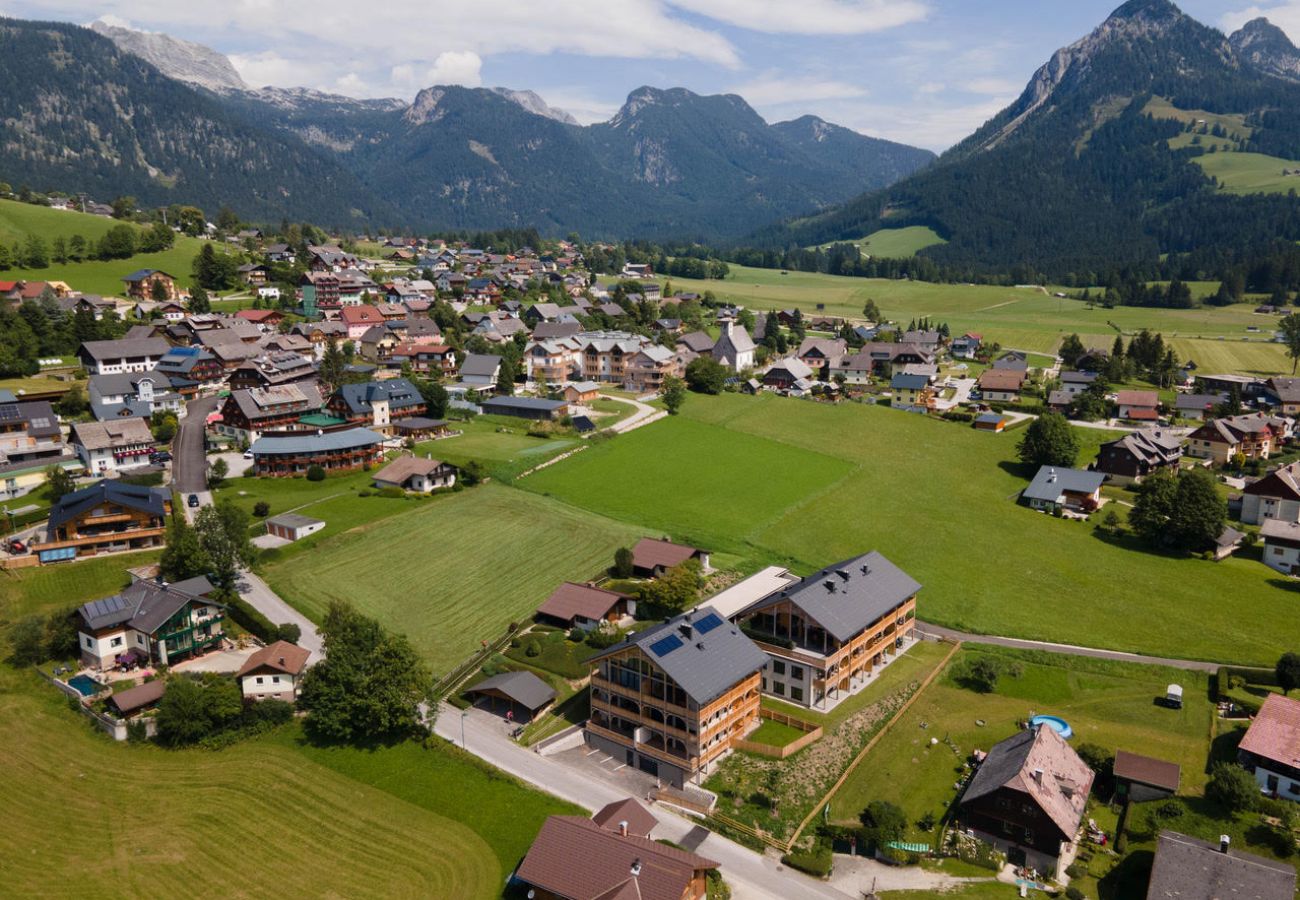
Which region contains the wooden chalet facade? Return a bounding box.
[733,552,919,711]
[586,607,768,788]
[35,481,170,563]
[250,427,385,477]
[217,384,324,443]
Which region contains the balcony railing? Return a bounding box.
[32,527,166,551]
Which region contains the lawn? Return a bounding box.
[1194,151,1300,196]
[415,415,580,483]
[263,484,645,673]
[748,718,814,748]
[663,264,1282,373]
[814,225,947,258]
[0,198,207,295]
[827,646,1215,836]
[524,392,1299,664]
[0,550,159,620]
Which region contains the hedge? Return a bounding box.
[781,845,833,878]
[225,595,277,643]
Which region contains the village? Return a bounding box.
[3,218,1300,900]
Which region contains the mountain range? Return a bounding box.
[771,0,1300,278]
[0,18,934,239]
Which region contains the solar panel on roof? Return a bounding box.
[695,612,724,634]
[649,634,683,657]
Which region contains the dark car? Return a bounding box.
[187,494,200,508]
[151,451,172,463]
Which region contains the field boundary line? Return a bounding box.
[786,639,962,851]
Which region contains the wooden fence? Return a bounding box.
[652,784,716,817]
[733,708,823,760]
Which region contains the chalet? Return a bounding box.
[993,351,1030,372]
[328,378,425,434]
[35,481,170,563]
[1269,377,1300,416]
[299,272,339,315]
[515,808,718,900]
[1059,371,1097,396]
[624,345,683,393]
[340,304,386,340]
[1242,461,1300,525]
[459,353,502,387]
[235,308,285,331]
[632,538,710,577]
[952,333,982,359]
[524,340,579,385]
[1094,430,1184,485]
[1238,693,1300,802]
[372,454,457,493]
[890,372,935,412]
[1113,750,1180,803]
[480,396,569,421]
[796,337,846,374]
[1262,519,1300,575]
[1047,390,1073,414]
[1117,390,1160,422]
[1022,466,1104,515]
[537,582,635,631]
[238,640,311,703]
[1174,393,1226,421]
[523,302,563,326]
[390,343,456,376]
[902,330,943,353]
[1196,373,1264,399]
[76,576,223,671]
[575,332,651,384]
[78,338,171,375]
[154,301,187,322]
[677,332,716,356]
[563,381,600,404]
[532,321,581,341]
[1187,415,1277,464]
[1145,832,1296,900]
[0,397,75,499]
[586,606,768,786]
[733,551,919,711]
[978,368,1026,403]
[266,243,296,263]
[250,427,385,477]
[762,358,814,391]
[306,245,361,272]
[237,263,271,286]
[227,352,317,391]
[121,269,178,301]
[88,371,183,422]
[217,384,324,443]
[957,725,1095,880]
[712,319,757,371]
[71,419,155,475]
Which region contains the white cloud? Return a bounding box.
[727,73,868,108]
[391,51,484,91]
[1221,3,1300,38]
[961,77,1023,96]
[670,0,927,34]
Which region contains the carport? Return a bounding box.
[465,670,556,723]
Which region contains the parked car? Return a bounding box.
[150,451,172,463]
[187,494,200,508]
[7,539,26,554]
[243,450,254,459]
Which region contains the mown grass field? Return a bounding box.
[664,264,1281,372]
[828,646,1214,832]
[264,484,645,673]
[523,393,1298,664]
[0,197,206,295]
[1194,151,1300,196]
[814,225,947,258]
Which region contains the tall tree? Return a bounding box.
[1016,413,1079,468]
[1277,652,1300,695]
[159,514,211,583]
[661,375,687,415]
[1059,333,1086,368]
[1280,313,1300,375]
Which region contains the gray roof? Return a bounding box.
[459,353,502,378]
[741,551,920,644]
[77,577,216,635]
[482,397,567,413]
[1022,466,1104,503]
[251,427,384,456]
[1146,831,1296,900]
[890,373,930,390]
[333,378,423,416]
[266,513,325,530]
[467,670,556,711]
[592,606,768,706]
[49,480,168,532]
[79,338,170,361]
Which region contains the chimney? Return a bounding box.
[1032,768,1043,784]
[618,820,628,837]
[278,656,285,666]
[1220,835,1231,854]
[630,858,642,877]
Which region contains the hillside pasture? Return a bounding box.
[524,393,1298,664]
[815,225,947,258]
[1193,150,1300,196]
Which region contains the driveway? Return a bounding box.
[236,570,323,661]
[170,645,259,674]
[172,395,220,496]
[434,702,856,900]
[601,394,665,434]
[933,377,975,412]
[827,854,994,895]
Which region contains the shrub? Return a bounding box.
[275,622,302,644]
[1066,862,1086,879]
[568,627,585,642]
[860,800,907,849]
[306,465,326,481]
[126,719,148,743]
[878,847,910,866]
[1207,763,1259,813]
[1066,888,1085,900]
[780,845,833,878]
[226,596,277,643]
[252,501,270,518]
[524,639,542,658]
[376,486,406,499]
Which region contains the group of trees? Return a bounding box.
[191,243,242,291]
[1128,469,1227,553]
[0,221,175,273]
[155,672,292,747]
[637,560,703,614]
[159,501,256,597]
[1017,413,1080,469]
[0,296,129,377]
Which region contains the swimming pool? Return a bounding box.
[1030,714,1073,740]
[67,674,99,697]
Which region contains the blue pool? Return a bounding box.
[1030,714,1073,739]
[67,674,99,697]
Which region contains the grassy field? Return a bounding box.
[524,392,1298,664]
[414,415,580,483]
[664,264,1281,372]
[828,646,1214,833]
[264,484,645,673]
[0,198,206,295]
[815,225,947,258]
[1194,151,1300,196]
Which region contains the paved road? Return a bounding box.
[602,394,665,434]
[434,704,855,900]
[236,570,324,661]
[172,395,220,496]
[916,622,1220,672]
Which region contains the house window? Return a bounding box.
[256,677,264,684]
[272,676,280,684]
[110,636,123,648]
[84,636,92,649]
[791,687,804,702]
[1274,547,1285,556]
[791,666,804,681]
[772,682,785,696]
[137,634,145,645]
[772,660,786,676]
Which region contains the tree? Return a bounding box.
[160,514,211,584]
[613,547,635,579]
[216,205,240,233]
[188,285,211,314]
[862,298,882,323]
[1277,652,1300,695]
[1075,743,1114,777]
[253,500,271,518]
[1017,412,1079,468]
[150,276,171,302]
[859,800,907,849]
[149,411,178,443]
[156,675,243,746]
[110,195,137,220]
[22,234,48,268]
[140,221,175,253]
[96,225,137,259]
[495,357,517,396]
[276,623,302,644]
[416,379,449,419]
[207,457,228,489]
[1129,470,1178,547]
[685,357,728,395]
[8,616,45,665]
[1206,763,1259,813]
[44,464,76,503]
[639,560,702,613]
[957,656,1002,693]
[1280,314,1300,375]
[306,464,326,482]
[661,375,687,415]
[50,236,68,264]
[319,340,346,391]
[1059,333,1086,368]
[460,460,485,486]
[298,601,433,743]
[1168,468,1227,551]
[68,234,87,261]
[195,502,255,596]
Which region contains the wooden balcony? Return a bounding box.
[33,527,166,551]
[586,721,699,769]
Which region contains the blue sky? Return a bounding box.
[5,0,1294,150]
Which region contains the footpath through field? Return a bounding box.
[915,621,1219,672]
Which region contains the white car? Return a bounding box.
[243,450,254,459]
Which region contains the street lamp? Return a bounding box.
[461,709,469,749]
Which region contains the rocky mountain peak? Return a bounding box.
[88,20,248,92]
[489,87,577,125]
[1230,17,1300,82]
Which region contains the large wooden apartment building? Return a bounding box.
[35,481,170,563]
[732,551,919,712]
[585,607,769,788]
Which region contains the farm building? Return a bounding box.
[264,513,326,542]
[536,582,634,630]
[480,396,569,421]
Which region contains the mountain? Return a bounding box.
[772,115,935,189]
[1229,17,1300,82]
[489,87,578,125]
[0,18,390,226]
[89,20,248,92]
[771,0,1300,278]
